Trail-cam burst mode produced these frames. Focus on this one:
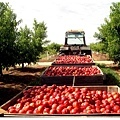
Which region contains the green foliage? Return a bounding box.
[96,63,106,68]
[90,42,107,53]
[32,19,47,52]
[94,2,120,65]
[97,63,120,86]
[16,25,33,66]
[42,42,62,55]
[31,19,48,61]
[16,20,48,68]
[0,2,21,75]
[101,67,120,87]
[0,2,48,75]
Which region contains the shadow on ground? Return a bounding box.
[0,74,40,85]
[103,73,119,85]
[1,67,47,84]
[0,87,21,106]
[11,67,47,73]
[0,66,47,106]
[97,64,120,86]
[110,66,120,72]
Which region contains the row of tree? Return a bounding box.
[43,42,62,56]
[91,2,120,65]
[90,42,107,54]
[0,2,62,76]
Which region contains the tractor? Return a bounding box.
[59,30,92,56]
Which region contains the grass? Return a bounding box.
[39,53,47,59]
[96,63,120,87]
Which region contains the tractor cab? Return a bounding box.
[59,30,92,56]
[65,30,86,46]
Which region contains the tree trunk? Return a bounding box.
[0,64,3,76]
[22,63,24,69]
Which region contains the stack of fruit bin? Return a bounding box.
[0,55,119,116]
[40,55,105,86]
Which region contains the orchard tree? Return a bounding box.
[16,25,33,68]
[90,42,106,53]
[17,19,48,68]
[30,19,48,63]
[16,19,48,68]
[94,2,120,64]
[32,19,47,53]
[0,2,21,76]
[46,42,62,55]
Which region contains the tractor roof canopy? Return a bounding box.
[66,29,85,33]
[65,30,86,45]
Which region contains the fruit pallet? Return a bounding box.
[0,85,120,117]
[40,65,105,86]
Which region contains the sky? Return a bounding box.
[0,0,120,45]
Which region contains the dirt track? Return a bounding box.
[35,61,114,66]
[94,61,114,64]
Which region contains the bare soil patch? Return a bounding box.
[92,52,109,61]
[0,65,47,106]
[39,55,58,62]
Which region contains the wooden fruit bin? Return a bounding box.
[52,55,95,66]
[74,66,105,86]
[40,65,105,86]
[40,66,74,86]
[40,76,74,86]
[0,86,120,117]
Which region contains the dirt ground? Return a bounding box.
[0,53,119,107]
[39,52,109,62]
[92,52,109,61]
[0,66,47,106]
